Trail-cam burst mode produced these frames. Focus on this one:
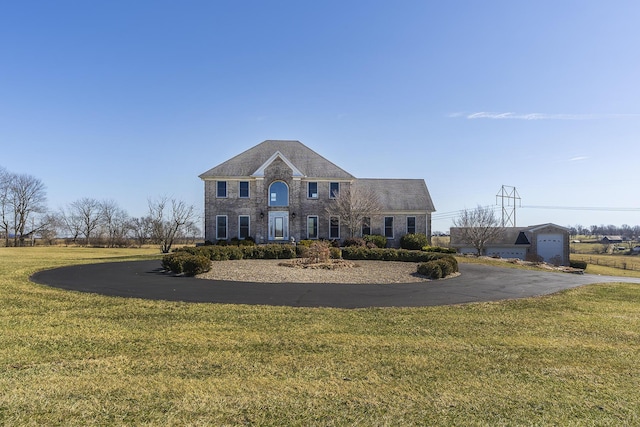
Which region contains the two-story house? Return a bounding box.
[199,140,435,247]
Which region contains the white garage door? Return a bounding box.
[536,234,563,263]
[485,247,527,259]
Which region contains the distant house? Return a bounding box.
[449,223,570,266]
[199,140,435,247]
[601,236,623,244]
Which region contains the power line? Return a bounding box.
[432,205,640,222]
[523,205,640,212]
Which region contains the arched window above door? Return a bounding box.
[269,181,289,206]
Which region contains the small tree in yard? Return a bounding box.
[325,184,382,238]
[148,196,197,253]
[453,205,505,256]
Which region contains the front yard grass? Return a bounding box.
[1,247,639,425]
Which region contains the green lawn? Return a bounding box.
[1,247,639,425]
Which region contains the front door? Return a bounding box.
[268,212,289,241]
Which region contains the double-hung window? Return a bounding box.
[329,216,340,239]
[384,216,394,239]
[216,215,228,240]
[307,216,319,239]
[329,182,340,199]
[308,182,318,199]
[239,215,250,239]
[361,217,371,236]
[216,181,227,198]
[239,181,249,198]
[407,217,416,234]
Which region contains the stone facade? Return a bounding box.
[200,140,435,247]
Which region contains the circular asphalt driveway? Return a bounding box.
[30,260,640,308]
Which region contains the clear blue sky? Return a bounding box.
[2,1,639,232]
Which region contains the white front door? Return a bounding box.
[268,212,289,241]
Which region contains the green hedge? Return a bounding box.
[162,252,211,276]
[569,259,588,270]
[422,245,457,254]
[363,234,387,249]
[342,247,457,264]
[417,258,458,279]
[400,233,429,250]
[174,244,297,261]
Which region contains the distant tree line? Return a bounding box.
[568,224,640,240]
[1,166,199,252]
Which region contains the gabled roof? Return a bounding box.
[450,223,567,247]
[353,179,435,212]
[199,140,355,179]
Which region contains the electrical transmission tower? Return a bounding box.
[496,185,521,227]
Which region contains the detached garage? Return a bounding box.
[450,223,570,266]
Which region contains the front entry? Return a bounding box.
[268,211,289,241]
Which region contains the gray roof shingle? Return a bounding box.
[199,140,355,179]
[353,179,435,212]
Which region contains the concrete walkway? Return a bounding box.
[30,260,640,308]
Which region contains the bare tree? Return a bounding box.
[148,196,197,253]
[68,197,103,246]
[0,170,48,247]
[129,216,153,247]
[100,199,131,247]
[452,205,505,256]
[324,184,382,238]
[0,167,10,246]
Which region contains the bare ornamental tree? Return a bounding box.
[148,197,197,253]
[324,184,382,238]
[453,205,505,256]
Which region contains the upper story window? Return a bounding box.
[216,181,227,198]
[239,181,249,198]
[308,182,318,199]
[269,181,289,207]
[329,182,340,199]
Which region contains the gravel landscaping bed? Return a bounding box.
[197,259,431,284]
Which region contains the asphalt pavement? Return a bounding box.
[30,260,640,308]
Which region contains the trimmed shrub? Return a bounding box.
[330,247,342,259]
[363,234,387,249]
[417,261,443,279]
[422,245,457,254]
[570,259,588,270]
[417,257,457,279]
[162,252,211,276]
[400,233,429,250]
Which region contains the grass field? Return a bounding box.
[1,247,640,425]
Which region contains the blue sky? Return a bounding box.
[2,1,639,232]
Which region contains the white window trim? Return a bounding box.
[307,215,319,239]
[238,215,250,239]
[216,215,228,240]
[329,216,340,239]
[239,181,250,199]
[307,182,318,199]
[329,182,340,199]
[384,216,394,239]
[216,181,227,198]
